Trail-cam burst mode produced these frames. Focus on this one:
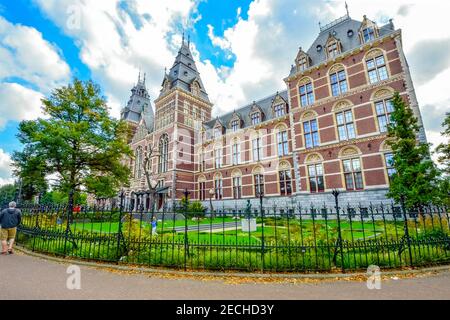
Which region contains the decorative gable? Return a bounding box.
[295,47,310,72]
[190,79,201,96]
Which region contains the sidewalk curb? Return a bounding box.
[15,246,450,280]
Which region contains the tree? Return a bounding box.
[435,112,450,205]
[386,92,441,208]
[12,79,132,208]
[436,112,450,175]
[0,184,16,205]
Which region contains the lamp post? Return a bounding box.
[209,188,215,217]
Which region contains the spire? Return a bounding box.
[345,1,349,16]
[143,73,146,84]
[187,34,190,48]
[182,30,185,45]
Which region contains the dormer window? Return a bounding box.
[295,47,310,73]
[251,112,261,125]
[359,15,379,44]
[231,120,240,132]
[327,40,340,59]
[191,80,200,96]
[274,104,286,117]
[214,127,222,138]
[362,27,376,43]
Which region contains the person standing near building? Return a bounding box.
[151,216,158,236]
[0,201,22,255]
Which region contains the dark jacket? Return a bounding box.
[0,208,22,229]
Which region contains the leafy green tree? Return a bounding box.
[12,79,132,208]
[386,93,441,208]
[0,184,16,205]
[436,112,450,174]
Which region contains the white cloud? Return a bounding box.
[0,148,13,187]
[0,83,43,129]
[0,14,70,142]
[0,16,70,93]
[33,0,199,118]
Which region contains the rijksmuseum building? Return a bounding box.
[120,12,426,211]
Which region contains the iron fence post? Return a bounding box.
[332,190,345,272]
[259,192,265,273]
[400,195,414,267]
[183,189,190,271]
[116,190,125,262]
[63,190,74,257]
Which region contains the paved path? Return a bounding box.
[1,252,450,300]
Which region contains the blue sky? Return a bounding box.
[0,0,449,185]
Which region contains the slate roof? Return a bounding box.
[160,40,210,102]
[120,75,155,131]
[289,15,396,76]
[204,90,289,133]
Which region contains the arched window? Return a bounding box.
[305,153,324,193]
[232,170,242,199]
[329,65,348,97]
[298,78,314,107]
[278,162,292,196]
[366,50,389,84]
[214,146,222,169]
[158,134,169,173]
[276,127,289,157]
[375,98,394,133]
[135,147,143,178]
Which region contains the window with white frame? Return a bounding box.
[232,142,241,165]
[330,70,348,97]
[232,176,242,199]
[343,158,364,190]
[214,147,222,169]
[327,41,340,58]
[214,177,223,200]
[366,55,388,84]
[254,174,264,196]
[308,164,324,193]
[279,170,292,196]
[375,99,394,133]
[303,119,320,149]
[297,56,309,72]
[362,27,376,43]
[214,127,222,138]
[252,137,262,161]
[277,130,289,157]
[199,182,206,201]
[251,112,261,125]
[158,135,169,173]
[299,82,314,107]
[274,104,286,117]
[336,110,356,141]
[231,119,240,132]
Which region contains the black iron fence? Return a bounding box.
[14,195,450,273]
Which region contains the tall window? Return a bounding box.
[277,131,289,157]
[135,147,143,178]
[362,27,376,43]
[299,82,314,107]
[330,70,348,96]
[384,153,396,181]
[252,137,262,161]
[274,104,286,117]
[199,182,206,201]
[254,174,264,196]
[231,120,240,132]
[232,177,242,199]
[343,158,363,190]
[199,151,205,171]
[366,55,388,84]
[251,112,261,125]
[279,170,292,196]
[327,41,339,58]
[158,135,169,173]
[214,127,222,138]
[232,142,241,165]
[308,164,324,193]
[214,148,222,169]
[375,99,394,133]
[214,177,223,200]
[297,56,309,72]
[303,119,320,149]
[336,110,356,141]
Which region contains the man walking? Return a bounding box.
[0,201,22,255]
